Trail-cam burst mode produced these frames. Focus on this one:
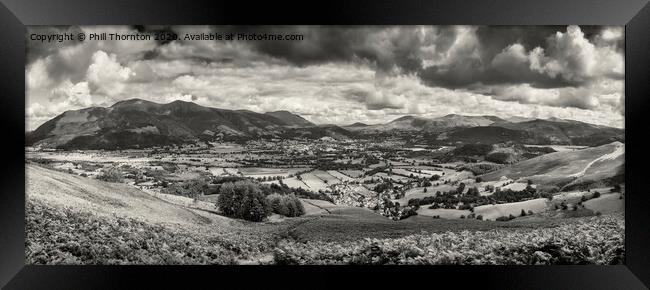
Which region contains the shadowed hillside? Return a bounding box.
[26,99,353,149]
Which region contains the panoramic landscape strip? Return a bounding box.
[25,25,624,265]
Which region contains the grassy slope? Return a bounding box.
[473,198,550,220]
[285,206,587,243]
[26,164,294,264]
[27,164,222,227]
[583,193,624,214]
[480,142,623,187]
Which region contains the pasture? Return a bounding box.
[327,170,356,182]
[583,193,624,214]
[416,208,471,219]
[473,198,550,220]
[239,167,310,178]
[300,172,330,191]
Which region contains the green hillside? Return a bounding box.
[481,142,624,189]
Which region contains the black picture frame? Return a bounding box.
[1,0,649,289]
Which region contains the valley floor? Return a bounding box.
[26,164,624,265]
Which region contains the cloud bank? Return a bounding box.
[26,25,624,130]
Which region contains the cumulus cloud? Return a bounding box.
[50,80,93,106]
[86,51,134,96]
[25,25,625,130]
[26,59,53,91]
[535,25,599,83]
[491,26,623,86]
[365,91,407,110]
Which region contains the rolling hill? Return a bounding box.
[496,119,624,146]
[350,114,506,133]
[26,163,228,226]
[350,114,623,146]
[425,117,623,146]
[343,122,370,128]
[480,141,624,189]
[435,142,556,164]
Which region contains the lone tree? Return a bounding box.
[520,209,527,217]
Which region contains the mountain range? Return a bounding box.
[26,99,624,149]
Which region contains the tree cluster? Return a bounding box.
[267,193,305,217]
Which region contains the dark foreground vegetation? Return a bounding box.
[26,201,240,264]
[275,214,625,265]
[27,199,624,265]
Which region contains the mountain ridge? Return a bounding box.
[27,99,624,149]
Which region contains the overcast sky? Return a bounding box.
[26,25,624,130]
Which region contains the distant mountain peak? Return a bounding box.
[348,122,369,127]
[111,98,154,107]
[391,115,425,122]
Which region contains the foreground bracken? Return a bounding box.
[26,192,624,265]
[26,201,269,265]
[274,214,624,265]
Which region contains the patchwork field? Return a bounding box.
[278,177,307,189]
[339,170,364,178]
[300,172,330,191]
[394,184,455,205]
[416,208,471,219]
[327,170,355,182]
[392,168,431,178]
[312,170,341,184]
[300,198,355,215]
[473,198,551,220]
[239,167,310,178]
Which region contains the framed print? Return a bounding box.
[1,0,649,288]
